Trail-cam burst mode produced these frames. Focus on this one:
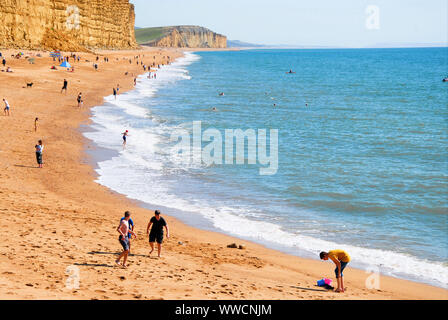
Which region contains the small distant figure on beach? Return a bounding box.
[3,98,10,116]
[113,87,117,100]
[35,140,44,168]
[134,78,137,86]
[122,130,129,147]
[61,79,68,94]
[116,84,120,95]
[2,58,6,67]
[115,211,137,268]
[34,117,39,132]
[120,211,135,254]
[146,210,169,258]
[77,92,83,108]
[320,249,351,293]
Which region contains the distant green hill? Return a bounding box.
[135,27,168,44]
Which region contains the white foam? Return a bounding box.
[84,52,448,289]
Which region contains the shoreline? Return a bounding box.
[0,47,446,300]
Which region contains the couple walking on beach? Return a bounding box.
[116,210,169,268]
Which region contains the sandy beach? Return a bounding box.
[0,47,446,300]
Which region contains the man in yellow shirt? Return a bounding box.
[320,249,351,293]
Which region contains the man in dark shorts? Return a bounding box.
[146,210,169,258]
[61,79,68,94]
[116,211,136,268]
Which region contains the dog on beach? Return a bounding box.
[26,82,34,88]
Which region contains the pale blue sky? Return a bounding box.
[130,0,447,47]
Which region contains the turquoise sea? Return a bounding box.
[84,47,448,287]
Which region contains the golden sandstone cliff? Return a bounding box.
[137,26,227,49]
[0,0,137,51]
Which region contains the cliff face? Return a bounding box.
[0,0,137,51]
[139,26,227,49]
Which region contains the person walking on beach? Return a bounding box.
[113,87,117,100]
[2,58,6,67]
[35,140,44,168]
[61,79,68,94]
[77,92,83,108]
[120,211,135,254]
[34,117,39,132]
[3,98,10,116]
[116,211,136,268]
[116,84,120,95]
[146,210,169,258]
[122,130,129,147]
[320,249,351,293]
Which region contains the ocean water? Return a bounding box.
[84,48,448,288]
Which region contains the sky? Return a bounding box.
[130,0,447,47]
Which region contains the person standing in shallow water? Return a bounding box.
[146,210,169,258]
[122,130,129,148]
[35,140,44,168]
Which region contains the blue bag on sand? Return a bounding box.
[317,279,326,286]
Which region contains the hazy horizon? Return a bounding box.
[130,0,447,48]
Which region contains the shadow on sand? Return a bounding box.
[74,262,115,268]
[290,286,329,292]
[14,164,39,169]
[88,251,149,258]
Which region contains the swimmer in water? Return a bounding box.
[219,92,224,96]
[122,130,129,147]
[287,70,296,74]
[212,107,217,111]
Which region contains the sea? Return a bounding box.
[83,47,448,288]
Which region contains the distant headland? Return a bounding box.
[135,26,227,49]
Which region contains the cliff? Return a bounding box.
[0,0,137,51]
[136,26,227,49]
